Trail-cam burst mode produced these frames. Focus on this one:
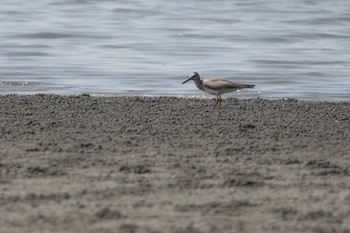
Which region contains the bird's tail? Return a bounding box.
[240,84,255,89]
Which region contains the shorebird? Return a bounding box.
[182,72,255,108]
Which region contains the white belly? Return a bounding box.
[202,86,218,95]
[202,86,237,95]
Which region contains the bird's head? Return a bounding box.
[182,72,200,84]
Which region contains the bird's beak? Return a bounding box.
[182,77,192,84]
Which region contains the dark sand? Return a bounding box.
[1,94,350,233]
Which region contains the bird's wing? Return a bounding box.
[202,78,245,90]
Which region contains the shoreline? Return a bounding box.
[1,91,350,102]
[1,95,350,233]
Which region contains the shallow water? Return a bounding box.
[1,0,350,100]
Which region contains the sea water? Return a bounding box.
[1,0,350,100]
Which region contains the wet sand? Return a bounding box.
[1,94,350,233]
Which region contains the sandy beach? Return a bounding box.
[1,94,350,233]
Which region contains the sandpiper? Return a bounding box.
[182,72,255,108]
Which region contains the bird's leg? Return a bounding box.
[214,95,220,109]
[218,94,222,108]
